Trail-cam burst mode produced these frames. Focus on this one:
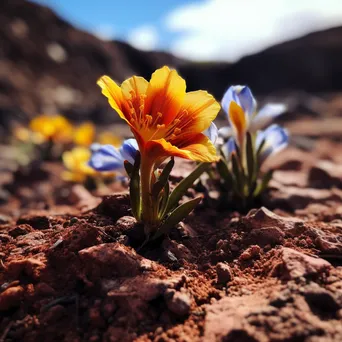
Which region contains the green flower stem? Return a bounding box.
[140,155,157,227]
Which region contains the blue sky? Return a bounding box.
[31,0,342,62]
[31,0,193,50]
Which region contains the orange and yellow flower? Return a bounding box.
[29,114,73,143]
[97,66,220,165]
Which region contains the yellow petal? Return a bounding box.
[145,66,186,125]
[121,76,149,122]
[146,134,218,163]
[97,76,128,123]
[178,90,220,135]
[74,122,95,146]
[121,76,148,101]
[62,150,76,170]
[98,131,122,147]
[229,101,246,142]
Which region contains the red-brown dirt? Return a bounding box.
[1,112,342,341]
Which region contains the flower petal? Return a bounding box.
[238,86,256,117]
[97,76,128,122]
[204,122,219,144]
[257,124,289,163]
[119,138,139,164]
[178,90,220,136]
[146,134,218,163]
[250,103,287,131]
[121,76,149,114]
[221,85,256,118]
[221,86,240,114]
[218,126,233,139]
[73,122,95,146]
[89,144,124,171]
[229,101,247,143]
[221,137,236,160]
[144,66,186,125]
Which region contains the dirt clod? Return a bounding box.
[216,262,233,284]
[0,285,24,311]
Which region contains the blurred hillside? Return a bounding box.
[1,0,342,127]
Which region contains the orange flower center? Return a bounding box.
[127,90,192,143]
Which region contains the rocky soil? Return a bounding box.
[1,98,342,341]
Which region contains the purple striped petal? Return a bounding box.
[119,138,139,165]
[256,124,289,163]
[204,122,219,144]
[222,137,236,160]
[89,144,124,171]
[250,103,287,131]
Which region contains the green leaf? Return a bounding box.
[253,170,273,197]
[152,196,202,240]
[246,132,255,188]
[166,162,209,213]
[231,153,244,196]
[216,158,232,189]
[256,138,266,157]
[152,157,174,201]
[124,160,133,178]
[256,139,266,170]
[158,181,170,219]
[130,152,141,220]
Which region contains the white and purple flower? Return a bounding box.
[89,138,139,172]
[219,85,287,142]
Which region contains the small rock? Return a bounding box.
[216,262,233,284]
[239,245,261,261]
[244,207,301,232]
[79,242,147,278]
[116,216,137,232]
[165,289,192,317]
[116,216,145,242]
[247,226,285,247]
[273,247,331,279]
[0,286,24,311]
[162,240,193,262]
[17,215,50,230]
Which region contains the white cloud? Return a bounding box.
[93,24,116,41]
[165,0,342,61]
[127,25,159,51]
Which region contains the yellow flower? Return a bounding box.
[97,131,121,147]
[62,147,95,183]
[73,122,96,146]
[29,115,73,143]
[13,126,45,144]
[62,147,115,183]
[97,66,220,165]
